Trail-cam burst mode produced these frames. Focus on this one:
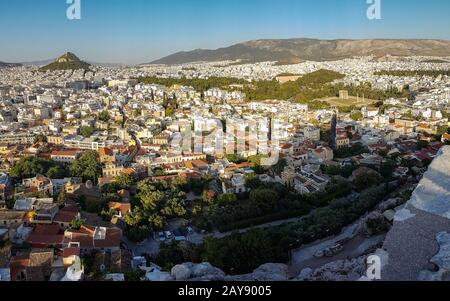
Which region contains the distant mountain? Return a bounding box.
[150,38,450,65]
[39,52,91,71]
[24,58,124,67]
[0,61,22,68]
[21,59,54,66]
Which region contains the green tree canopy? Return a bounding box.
[9,157,58,181]
[98,110,110,122]
[69,151,102,182]
[80,126,95,138]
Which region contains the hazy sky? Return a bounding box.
[1,0,450,64]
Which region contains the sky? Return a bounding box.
[1,0,450,64]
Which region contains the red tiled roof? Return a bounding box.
[54,207,79,223]
[26,234,64,247]
[63,247,80,258]
[64,226,121,249]
[98,147,114,156]
[51,150,79,157]
[33,224,61,235]
[108,202,131,214]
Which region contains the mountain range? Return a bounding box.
[0,61,22,68]
[150,38,450,65]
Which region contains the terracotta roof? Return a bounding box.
[98,177,114,184]
[26,234,64,247]
[63,247,80,258]
[51,150,79,157]
[64,226,122,249]
[54,207,79,223]
[33,224,61,235]
[98,147,114,156]
[281,143,293,150]
[108,202,131,214]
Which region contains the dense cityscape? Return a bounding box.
[0,51,449,282]
[2,1,450,290]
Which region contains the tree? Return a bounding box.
[114,174,136,190]
[130,179,188,230]
[217,194,237,206]
[123,268,145,281]
[380,160,396,179]
[249,188,278,211]
[34,134,47,144]
[245,175,262,190]
[271,158,287,175]
[416,140,430,150]
[70,151,102,182]
[334,143,369,159]
[156,241,196,271]
[57,186,67,207]
[201,189,216,205]
[69,218,85,230]
[9,157,56,181]
[133,109,142,118]
[202,229,286,274]
[165,107,174,117]
[226,154,242,163]
[152,167,166,177]
[98,110,110,122]
[125,224,152,243]
[80,126,95,138]
[351,111,363,121]
[353,170,383,191]
[46,165,70,179]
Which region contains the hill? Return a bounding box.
[0,61,22,68]
[39,52,91,71]
[150,38,450,65]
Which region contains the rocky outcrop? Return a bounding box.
[170,262,225,281]
[171,263,193,280]
[418,232,450,281]
[191,263,226,281]
[226,264,289,281]
[166,262,289,281]
[296,257,367,281]
[381,146,450,281]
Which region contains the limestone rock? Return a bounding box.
[226,263,289,281]
[191,262,225,281]
[171,263,193,280]
[297,268,313,281]
[147,270,173,281]
[252,264,289,281]
[304,257,367,281]
[419,232,450,281]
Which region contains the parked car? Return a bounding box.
[165,231,174,240]
[173,228,187,241]
[158,232,165,241]
[186,227,194,234]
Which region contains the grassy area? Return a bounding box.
[315,96,377,108]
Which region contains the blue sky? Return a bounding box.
[0,0,450,64]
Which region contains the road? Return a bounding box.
[188,213,315,245]
[287,183,413,277]
[122,236,160,257]
[289,233,385,277]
